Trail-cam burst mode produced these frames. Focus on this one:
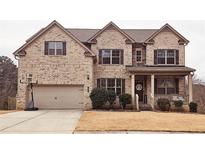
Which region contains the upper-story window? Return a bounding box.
[154,49,179,65]
[136,49,142,63]
[99,49,124,64]
[44,41,66,56]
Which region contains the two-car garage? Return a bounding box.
[29,85,84,109]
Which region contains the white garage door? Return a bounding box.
[31,85,84,109]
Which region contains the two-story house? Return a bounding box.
[13,20,195,110]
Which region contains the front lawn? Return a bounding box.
[75,111,205,132]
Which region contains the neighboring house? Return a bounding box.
[13,20,195,110]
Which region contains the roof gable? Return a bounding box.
[13,20,95,57]
[87,21,135,43]
[145,23,189,44]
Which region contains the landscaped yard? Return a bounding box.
[75,111,205,132]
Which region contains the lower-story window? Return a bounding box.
[97,78,125,95]
[155,78,179,95]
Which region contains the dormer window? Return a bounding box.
[44,41,66,56]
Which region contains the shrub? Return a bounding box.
[157,98,171,111]
[174,100,183,107]
[119,93,131,109]
[189,102,198,113]
[107,90,116,108]
[89,88,108,109]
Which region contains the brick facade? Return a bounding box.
[146,29,185,65]
[16,25,93,109]
[91,26,132,94]
[14,21,192,110]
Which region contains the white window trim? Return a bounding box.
[136,48,142,63]
[157,49,176,65]
[101,49,122,65]
[48,41,63,56]
[156,78,176,95]
[99,78,123,94]
[167,50,176,64]
[112,50,121,64]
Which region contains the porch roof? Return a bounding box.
[126,66,196,74]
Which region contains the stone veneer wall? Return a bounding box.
[91,26,132,94]
[146,29,185,65]
[16,25,93,110]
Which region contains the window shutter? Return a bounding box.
[122,79,125,94]
[121,50,124,64]
[154,78,157,94]
[99,50,102,64]
[44,41,49,55]
[97,79,101,88]
[154,50,158,64]
[176,50,179,65]
[175,78,179,94]
[63,42,66,55]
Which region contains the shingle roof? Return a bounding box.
[67,28,158,43]
[123,29,158,43]
[126,66,195,73]
[66,29,99,43]
[23,21,189,46]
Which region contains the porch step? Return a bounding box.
[139,104,153,111]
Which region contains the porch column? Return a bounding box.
[131,74,135,107]
[188,73,193,103]
[151,74,155,109]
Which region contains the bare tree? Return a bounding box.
[191,74,205,113]
[193,74,205,85]
[0,56,17,105]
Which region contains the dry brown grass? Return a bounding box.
[0,110,17,115]
[75,111,205,132]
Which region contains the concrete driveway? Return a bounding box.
[0,110,82,134]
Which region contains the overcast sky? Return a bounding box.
[0,20,205,80]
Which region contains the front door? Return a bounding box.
[135,80,144,102]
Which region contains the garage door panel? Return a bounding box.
[31,86,84,109]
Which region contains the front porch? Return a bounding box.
[127,66,196,111]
